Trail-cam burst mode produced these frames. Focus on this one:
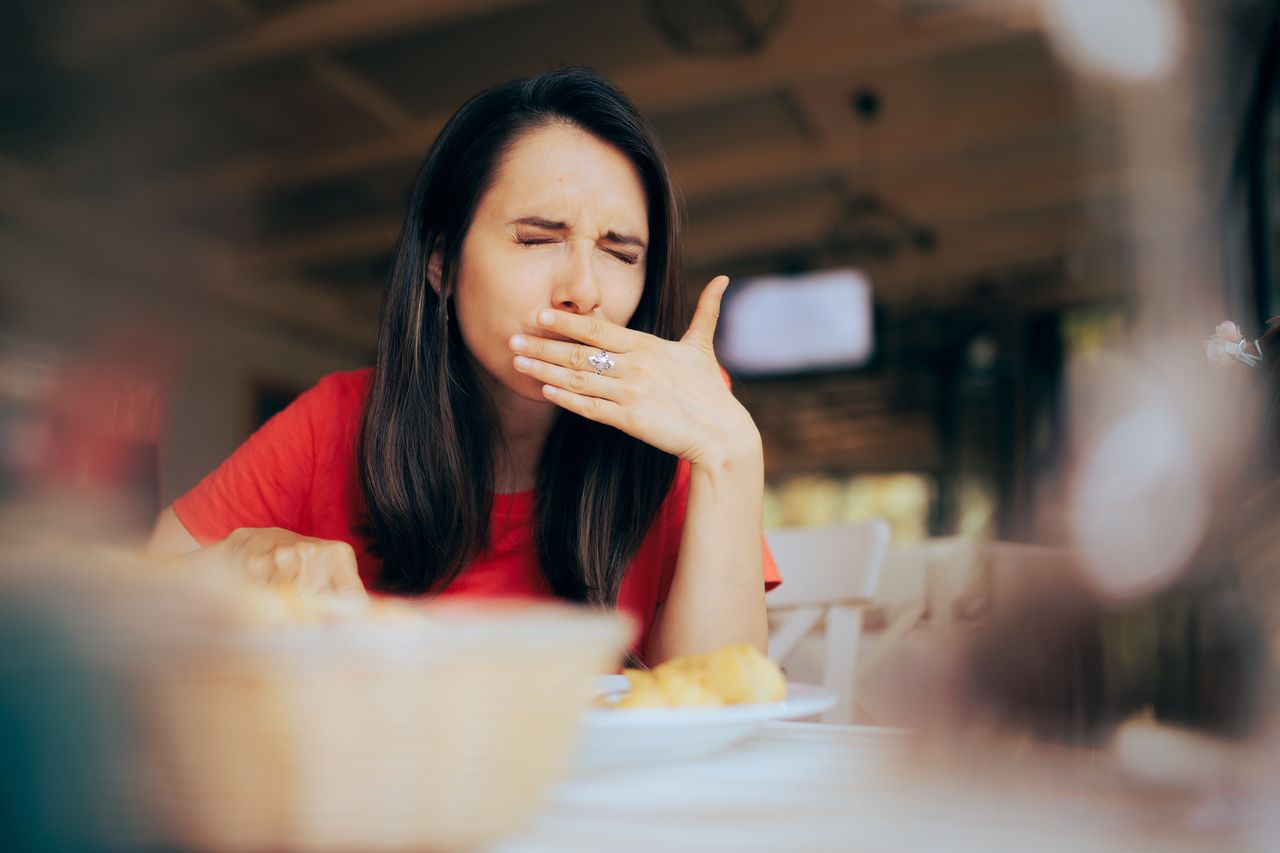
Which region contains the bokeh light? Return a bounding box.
[1069,398,1207,601]
[1041,0,1185,81]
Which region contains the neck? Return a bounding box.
[482,375,557,493]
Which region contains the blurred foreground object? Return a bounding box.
[1041,0,1185,80]
[0,546,628,852]
[953,548,1270,745]
[0,332,167,542]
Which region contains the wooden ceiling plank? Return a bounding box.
[125,8,1018,210]
[232,111,1113,274]
[306,55,413,133]
[0,156,377,349]
[245,218,403,268]
[160,0,546,78]
[209,0,413,135]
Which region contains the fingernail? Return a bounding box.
[538,310,555,326]
[510,335,527,351]
[514,356,532,369]
[542,385,558,397]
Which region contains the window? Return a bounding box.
[764,472,934,542]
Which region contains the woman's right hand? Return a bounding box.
[204,527,367,596]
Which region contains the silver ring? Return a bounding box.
[588,350,616,375]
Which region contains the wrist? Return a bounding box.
[689,425,763,482]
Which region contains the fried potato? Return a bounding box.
[615,644,785,708]
[702,644,787,704]
[619,667,723,708]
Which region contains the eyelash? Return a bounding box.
[516,237,639,266]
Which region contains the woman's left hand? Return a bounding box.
[510,275,760,469]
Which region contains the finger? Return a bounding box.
[269,546,301,587]
[510,334,612,373]
[514,355,622,400]
[332,559,367,597]
[541,384,625,428]
[537,309,638,352]
[243,552,273,584]
[321,542,366,597]
[295,544,332,596]
[681,276,729,349]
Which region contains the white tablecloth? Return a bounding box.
[493,723,904,852]
[492,722,1220,853]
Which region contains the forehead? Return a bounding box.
[484,122,649,235]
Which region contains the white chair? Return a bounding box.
[854,538,1074,724]
[857,536,980,685]
[765,519,891,724]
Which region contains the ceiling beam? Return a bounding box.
[211,0,415,136]
[244,219,403,269]
[157,0,545,79]
[305,55,413,133]
[231,105,1107,275]
[0,157,377,349]
[122,6,1017,210]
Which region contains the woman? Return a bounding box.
[147,68,778,664]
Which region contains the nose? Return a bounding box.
[551,241,602,315]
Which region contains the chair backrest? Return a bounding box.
[765,520,890,608]
[878,537,980,629]
[765,519,891,724]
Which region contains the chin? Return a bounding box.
[508,372,556,404]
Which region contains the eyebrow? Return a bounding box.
[510,216,647,249]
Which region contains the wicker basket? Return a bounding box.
[123,605,628,851]
[0,551,628,851]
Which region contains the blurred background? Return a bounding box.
[2,0,1279,733]
[6,2,1280,848]
[0,0,1273,542]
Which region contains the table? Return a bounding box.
[493,722,1229,852]
[493,722,902,852]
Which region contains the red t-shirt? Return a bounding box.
[173,369,780,659]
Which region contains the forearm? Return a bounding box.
[648,433,768,664]
[145,509,364,595]
[146,506,202,559]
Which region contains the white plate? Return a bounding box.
[574,677,836,772]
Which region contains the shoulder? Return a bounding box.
[307,368,373,408]
[255,369,371,451]
[295,368,372,444]
[284,368,372,422]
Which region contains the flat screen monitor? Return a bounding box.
[717,269,875,377]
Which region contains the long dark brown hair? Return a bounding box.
[359,68,684,604]
[1259,319,1280,473]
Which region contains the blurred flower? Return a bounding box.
[1206,320,1260,369]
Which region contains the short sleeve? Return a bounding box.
[171,375,342,545]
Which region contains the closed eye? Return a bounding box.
[517,236,557,246]
[606,249,640,265]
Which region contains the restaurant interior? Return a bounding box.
[3,0,1280,850]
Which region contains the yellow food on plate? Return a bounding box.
[701,643,788,704]
[618,667,723,708]
[617,643,786,708]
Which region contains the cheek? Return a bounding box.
[454,249,535,335]
[606,278,646,327]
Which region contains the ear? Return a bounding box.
[426,249,444,295]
